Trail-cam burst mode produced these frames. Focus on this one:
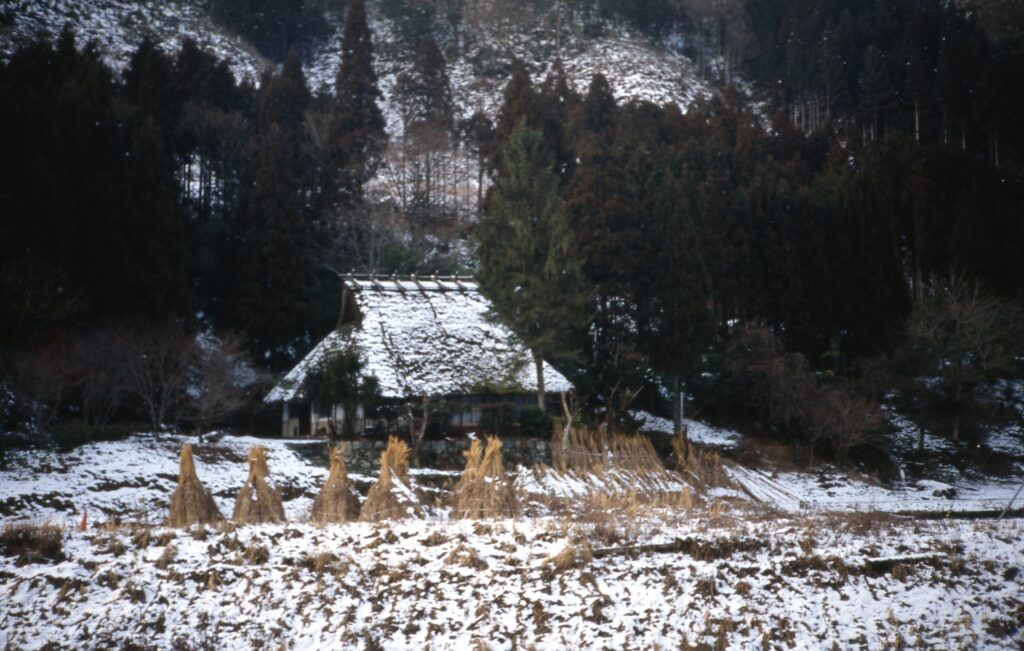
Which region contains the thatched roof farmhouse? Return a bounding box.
[266,275,572,437]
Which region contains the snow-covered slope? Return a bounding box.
[0,0,266,80]
[0,433,329,522]
[1,515,1020,649]
[1,0,711,135]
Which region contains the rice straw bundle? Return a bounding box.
[359,437,421,522]
[451,437,517,519]
[311,445,361,524]
[232,446,286,524]
[553,426,664,472]
[167,444,223,527]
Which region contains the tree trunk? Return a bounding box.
[673,376,689,460]
[914,100,920,144]
[559,391,572,471]
[952,381,963,442]
[408,396,430,467]
[534,352,546,412]
[913,214,924,306]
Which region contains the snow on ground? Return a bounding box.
[2,428,1020,526]
[0,433,328,523]
[0,0,266,82]
[0,514,1020,649]
[633,410,742,449]
[726,464,1023,515]
[515,465,689,505]
[1,432,1022,648]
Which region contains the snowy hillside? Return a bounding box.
[0,0,267,80]
[1,500,1021,648]
[1,0,712,137]
[1,431,1022,648]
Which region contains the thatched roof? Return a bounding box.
[266,276,573,402]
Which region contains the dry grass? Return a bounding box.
[552,426,664,472]
[311,445,360,524]
[167,444,224,528]
[232,446,286,524]
[543,537,592,578]
[154,543,176,570]
[451,437,518,519]
[445,543,487,570]
[359,437,422,522]
[0,521,64,565]
[672,439,736,491]
[301,551,340,573]
[244,542,269,565]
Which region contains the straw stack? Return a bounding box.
[311,445,361,524]
[232,446,286,524]
[359,437,421,522]
[167,444,223,527]
[451,437,517,519]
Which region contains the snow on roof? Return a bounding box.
[266,276,573,402]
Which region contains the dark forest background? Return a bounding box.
[1,0,1022,467]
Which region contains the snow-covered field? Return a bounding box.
[1,512,1021,649]
[0,434,329,523]
[1,425,1020,526]
[1,432,1022,649]
[726,464,1023,515]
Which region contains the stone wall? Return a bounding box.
[290,437,551,476]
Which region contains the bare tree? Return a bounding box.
[11,342,73,438]
[188,332,255,434]
[66,324,130,428]
[726,323,883,466]
[809,389,883,466]
[906,272,1020,442]
[122,323,196,434]
[406,395,432,467]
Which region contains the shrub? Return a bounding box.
[0,521,64,565]
[723,324,883,465]
[518,406,552,438]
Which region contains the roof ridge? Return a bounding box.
[344,274,479,293]
[344,273,476,281]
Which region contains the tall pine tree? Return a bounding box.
[231,53,317,367]
[477,123,590,411]
[326,0,386,211]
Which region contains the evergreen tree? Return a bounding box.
[492,61,539,167]
[124,35,178,132]
[394,36,454,142]
[394,36,454,239]
[536,63,580,182]
[649,177,714,446]
[860,45,894,139]
[477,123,590,411]
[819,29,850,123]
[209,0,327,61]
[326,0,386,211]
[231,56,317,366]
[119,116,189,319]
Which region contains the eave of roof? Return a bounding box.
[265,276,573,402]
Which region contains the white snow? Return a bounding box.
[632,410,742,449]
[0,514,1019,649]
[1,431,1022,648]
[267,277,573,402]
[0,433,328,523]
[727,464,1024,515]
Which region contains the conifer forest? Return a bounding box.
[1,2,1023,648]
